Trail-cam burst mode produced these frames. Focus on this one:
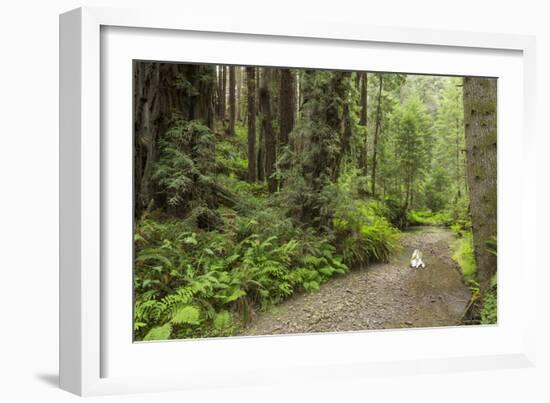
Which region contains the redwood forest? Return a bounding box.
[133,62,497,341]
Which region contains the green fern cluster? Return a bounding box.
[333,199,400,267]
[134,217,349,341]
[451,231,477,281]
[407,210,453,227]
[480,286,497,324]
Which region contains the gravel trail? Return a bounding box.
[238,226,470,336]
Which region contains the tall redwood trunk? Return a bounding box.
[236,67,242,122]
[463,77,497,292]
[229,66,236,135]
[371,74,383,196]
[360,72,368,125]
[279,69,295,147]
[220,66,227,122]
[134,62,184,217]
[246,67,257,182]
[256,69,265,181]
[133,62,216,217]
[260,68,277,193]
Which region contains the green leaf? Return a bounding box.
[133,321,147,331]
[303,280,320,292]
[222,289,246,303]
[171,306,200,325]
[183,235,198,245]
[143,323,172,341]
[136,252,173,269]
[318,266,335,277]
[213,311,232,330]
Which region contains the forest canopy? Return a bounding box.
[133,62,497,341]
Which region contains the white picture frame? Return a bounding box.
[59,6,537,396]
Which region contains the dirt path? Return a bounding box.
[238,226,471,336]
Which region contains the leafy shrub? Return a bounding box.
[369,196,408,228]
[423,167,451,212]
[333,199,399,267]
[480,286,497,324]
[407,210,453,227]
[153,118,217,214]
[451,231,476,281]
[215,137,248,179]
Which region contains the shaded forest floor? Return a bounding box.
[237,226,470,336]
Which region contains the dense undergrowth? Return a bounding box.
[134,123,401,341]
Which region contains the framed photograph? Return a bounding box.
[60,6,537,396]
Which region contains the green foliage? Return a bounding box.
[154,118,216,210]
[407,210,452,227]
[371,196,408,229]
[172,306,201,325]
[134,214,350,340]
[451,232,477,281]
[480,284,497,324]
[281,71,355,229]
[212,311,233,335]
[423,167,451,211]
[152,117,226,230]
[143,323,172,341]
[215,125,249,179]
[333,198,399,267]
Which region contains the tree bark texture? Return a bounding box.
[134,62,184,217]
[360,72,368,126]
[133,62,216,217]
[463,77,497,292]
[246,67,257,182]
[220,66,227,122]
[279,69,295,147]
[260,68,277,193]
[371,74,383,196]
[229,66,236,135]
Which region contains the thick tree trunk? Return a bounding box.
[191,65,216,129]
[296,71,302,123]
[325,72,348,180]
[221,66,227,123]
[217,66,223,122]
[134,62,217,217]
[455,96,462,201]
[236,67,242,122]
[335,72,352,176]
[229,66,236,135]
[355,72,361,91]
[279,69,295,147]
[463,77,497,292]
[134,62,186,217]
[360,72,368,125]
[260,68,277,193]
[246,67,257,182]
[256,69,264,181]
[371,74,383,196]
